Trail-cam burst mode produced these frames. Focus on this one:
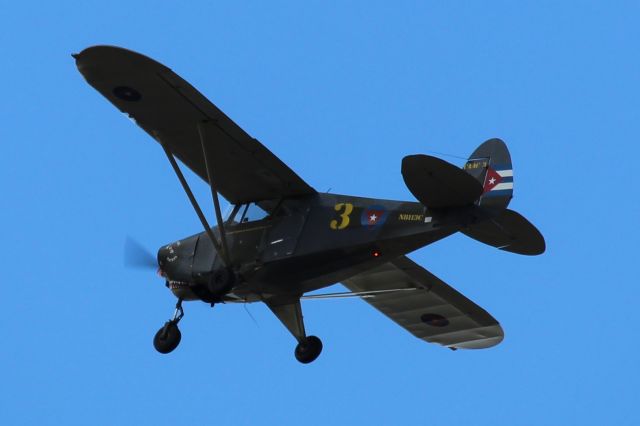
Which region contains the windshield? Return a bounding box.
[240,203,268,223]
[226,203,268,224]
[222,203,236,222]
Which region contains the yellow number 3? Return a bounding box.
[330,203,354,230]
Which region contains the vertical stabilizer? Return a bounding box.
[464,138,513,211]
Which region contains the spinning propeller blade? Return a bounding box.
[124,236,157,269]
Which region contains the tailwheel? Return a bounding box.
[294,336,323,364]
[153,299,184,354]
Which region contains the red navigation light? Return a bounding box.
[372,250,381,258]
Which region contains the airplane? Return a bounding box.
[74,46,545,364]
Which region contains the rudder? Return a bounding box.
[464,138,513,211]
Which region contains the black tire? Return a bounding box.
[294,336,323,364]
[153,321,182,354]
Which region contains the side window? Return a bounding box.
[239,203,268,223]
[223,204,238,223]
[224,204,242,224]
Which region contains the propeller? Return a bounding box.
[124,236,157,270]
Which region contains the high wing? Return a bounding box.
[342,256,503,349]
[75,46,316,205]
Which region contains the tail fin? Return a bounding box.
[462,138,544,255]
[401,138,545,255]
[464,138,513,212]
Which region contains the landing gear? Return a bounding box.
[153,299,184,354]
[295,336,323,364]
[265,298,324,364]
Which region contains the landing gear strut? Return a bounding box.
[153,299,184,354]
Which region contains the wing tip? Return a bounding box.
[438,323,505,350]
[448,330,505,350]
[73,45,170,78]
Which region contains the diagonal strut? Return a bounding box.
[197,121,231,266]
[159,142,227,264]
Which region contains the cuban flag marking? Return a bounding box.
[483,165,513,197]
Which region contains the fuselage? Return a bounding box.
[158,193,459,303]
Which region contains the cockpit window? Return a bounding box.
[222,204,237,222]
[226,203,269,224]
[240,203,269,223]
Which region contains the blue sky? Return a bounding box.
[1,1,639,425]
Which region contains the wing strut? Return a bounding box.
[159,142,228,264]
[264,297,306,343]
[197,121,231,265]
[301,288,419,300]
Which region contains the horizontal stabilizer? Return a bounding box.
[462,209,545,255]
[402,155,483,208]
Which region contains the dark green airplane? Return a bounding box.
[75,46,545,364]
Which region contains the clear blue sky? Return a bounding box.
[1,1,639,425]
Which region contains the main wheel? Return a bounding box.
[294,336,323,364]
[153,321,182,354]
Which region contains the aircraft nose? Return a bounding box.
[157,245,174,268]
[157,243,183,281]
[156,236,198,282]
